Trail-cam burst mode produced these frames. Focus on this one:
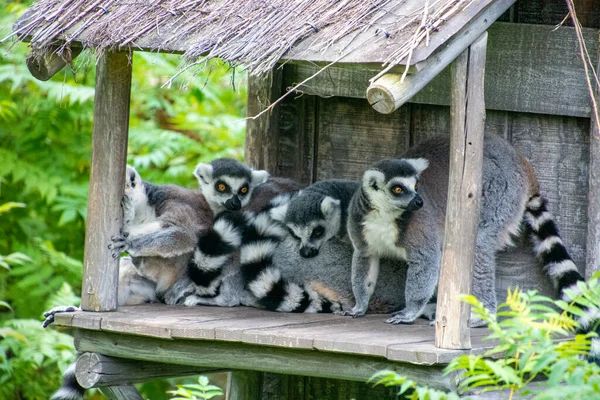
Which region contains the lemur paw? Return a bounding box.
[337,306,367,318]
[108,234,131,258]
[386,310,416,325]
[42,305,80,328]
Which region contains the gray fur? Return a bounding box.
[345,134,533,326]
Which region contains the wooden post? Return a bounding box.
[100,385,143,400]
[26,46,82,81]
[81,52,132,311]
[75,352,217,388]
[435,32,488,350]
[245,69,282,171]
[226,370,262,400]
[586,48,600,280]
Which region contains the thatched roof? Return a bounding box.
[9,0,511,76]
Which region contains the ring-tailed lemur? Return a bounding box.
[343,133,586,330]
[272,179,359,258]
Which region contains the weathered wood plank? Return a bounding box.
[245,68,282,172]
[586,52,600,279]
[260,373,305,400]
[436,33,487,350]
[76,352,215,388]
[82,51,131,312]
[516,0,600,28]
[284,23,599,118]
[226,370,262,400]
[314,97,410,181]
[26,46,82,81]
[75,330,456,389]
[305,377,398,400]
[275,89,316,185]
[100,385,143,400]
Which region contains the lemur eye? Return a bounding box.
[393,186,403,194]
[217,183,227,192]
[239,186,249,195]
[312,226,325,238]
[414,183,419,191]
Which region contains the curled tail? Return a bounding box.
[187,211,248,297]
[524,194,600,362]
[240,212,343,313]
[50,360,84,400]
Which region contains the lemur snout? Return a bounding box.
[299,246,319,258]
[407,195,423,211]
[225,195,242,210]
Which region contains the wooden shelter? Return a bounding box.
[9,0,600,398]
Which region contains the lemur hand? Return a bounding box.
[336,305,367,318]
[42,305,80,328]
[108,233,130,258]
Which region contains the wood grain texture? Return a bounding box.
[304,377,398,400]
[100,385,143,400]
[586,51,600,279]
[315,97,410,181]
[74,329,456,388]
[75,352,214,388]
[226,370,262,400]
[82,51,131,312]
[436,33,488,350]
[26,46,82,81]
[260,373,304,400]
[516,0,600,28]
[285,23,599,118]
[245,69,282,172]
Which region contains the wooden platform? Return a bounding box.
[55,304,493,389]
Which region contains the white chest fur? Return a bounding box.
[362,210,407,260]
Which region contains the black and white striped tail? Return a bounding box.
[524,194,599,362]
[240,212,342,313]
[50,361,84,400]
[187,211,248,297]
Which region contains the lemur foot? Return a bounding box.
[108,233,131,258]
[385,310,417,325]
[336,306,367,318]
[42,305,80,328]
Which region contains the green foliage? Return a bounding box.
[167,375,224,400]
[370,370,460,400]
[373,277,600,399]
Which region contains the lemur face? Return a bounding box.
[281,195,341,258]
[362,158,428,214]
[194,158,269,214]
[124,165,147,208]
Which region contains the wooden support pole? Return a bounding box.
[26,46,82,81]
[75,352,217,389]
[245,69,282,171]
[365,0,512,114]
[226,370,262,400]
[81,52,132,311]
[100,385,143,400]
[586,47,600,280]
[435,32,488,350]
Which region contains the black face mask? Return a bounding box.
[225,195,241,210]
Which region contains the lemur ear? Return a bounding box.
[251,170,269,187]
[363,170,385,191]
[320,196,341,217]
[406,158,429,175]
[126,165,141,185]
[194,163,213,186]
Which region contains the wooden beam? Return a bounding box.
[226,370,262,400]
[100,385,143,400]
[81,52,132,312]
[26,46,82,81]
[75,352,217,388]
[435,32,488,350]
[586,48,600,280]
[74,330,455,390]
[365,0,510,114]
[245,69,282,172]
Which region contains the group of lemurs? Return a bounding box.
[48,133,598,400]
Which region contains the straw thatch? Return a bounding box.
[9,0,484,76]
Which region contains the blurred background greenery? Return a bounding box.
[0,1,247,398]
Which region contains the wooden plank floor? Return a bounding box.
[55,304,493,366]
